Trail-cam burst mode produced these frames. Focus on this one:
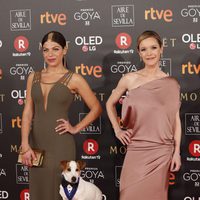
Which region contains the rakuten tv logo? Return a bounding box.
[145,7,173,22]
[189,140,200,157]
[114,33,134,54]
[75,64,102,78]
[20,189,29,200]
[40,11,67,25]
[115,33,132,49]
[14,36,29,52]
[83,139,99,155]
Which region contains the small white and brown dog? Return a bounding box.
[59,160,102,200]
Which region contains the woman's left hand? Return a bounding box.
[55,119,78,135]
[170,152,181,172]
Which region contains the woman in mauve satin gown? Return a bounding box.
[20,31,102,200]
[106,30,182,200]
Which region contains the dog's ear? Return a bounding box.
[60,160,68,170]
[77,160,86,170]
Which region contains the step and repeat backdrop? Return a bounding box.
[0,0,200,199]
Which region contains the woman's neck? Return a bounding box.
[45,65,66,73]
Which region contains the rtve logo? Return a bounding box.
[83,139,99,155]
[12,116,21,128]
[145,7,173,22]
[14,36,29,52]
[189,140,200,157]
[182,62,200,74]
[75,64,102,78]
[115,33,132,49]
[40,11,67,25]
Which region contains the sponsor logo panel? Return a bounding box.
[182,33,200,50]
[10,64,34,80]
[185,113,200,135]
[111,5,135,27]
[79,113,101,134]
[181,5,200,23]
[16,164,29,184]
[74,8,101,26]
[144,7,173,22]
[10,9,31,31]
[40,11,67,25]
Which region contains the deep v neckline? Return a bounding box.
[38,71,69,113]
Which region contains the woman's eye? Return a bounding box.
[53,48,60,51]
[152,46,157,49]
[43,49,48,52]
[140,48,145,52]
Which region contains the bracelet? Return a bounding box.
[18,146,30,155]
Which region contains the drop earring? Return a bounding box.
[43,61,47,71]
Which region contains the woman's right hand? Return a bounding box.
[115,129,132,145]
[21,146,36,167]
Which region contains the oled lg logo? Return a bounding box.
[13,36,31,57]
[10,9,31,31]
[184,197,200,200]
[111,5,135,27]
[182,62,200,74]
[81,139,101,160]
[11,89,26,105]
[145,7,173,22]
[182,33,200,50]
[114,33,134,54]
[181,5,200,23]
[0,191,9,199]
[40,11,67,25]
[74,8,101,26]
[10,64,33,80]
[75,36,103,52]
[75,64,102,78]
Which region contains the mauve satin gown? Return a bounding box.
[120,77,180,200]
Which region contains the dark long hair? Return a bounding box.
[41,31,67,67]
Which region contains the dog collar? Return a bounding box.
[61,176,80,200]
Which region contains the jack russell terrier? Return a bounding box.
[59,160,102,200]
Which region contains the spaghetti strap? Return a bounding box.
[60,71,73,86]
[32,72,41,84]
